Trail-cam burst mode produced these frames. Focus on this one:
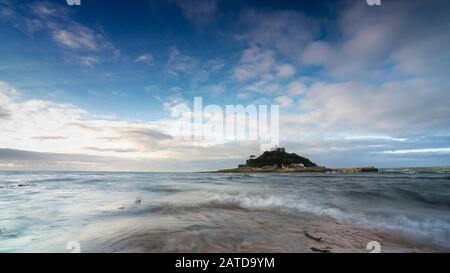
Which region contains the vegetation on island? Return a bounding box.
[245,147,317,168]
[216,147,378,173]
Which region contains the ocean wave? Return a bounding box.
[381,175,450,180]
[32,178,80,183]
[381,167,450,174]
[394,188,450,208]
[0,183,36,189]
[209,193,350,220]
[208,193,450,246]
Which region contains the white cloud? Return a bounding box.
[346,136,408,142]
[2,1,116,64]
[52,27,99,51]
[275,96,294,107]
[171,0,219,25]
[165,47,222,84]
[275,64,295,78]
[242,80,281,95]
[1,78,449,171]
[232,46,300,97]
[0,81,278,171]
[79,56,99,67]
[167,46,196,76]
[302,41,333,66]
[233,45,276,82]
[239,9,319,60]
[237,1,450,81]
[111,91,127,97]
[300,0,450,79]
[281,79,450,138]
[0,81,165,159]
[134,54,154,64]
[206,58,225,72]
[286,80,307,96]
[376,148,450,155]
[201,84,225,94]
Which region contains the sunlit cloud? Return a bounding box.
[376,148,450,155]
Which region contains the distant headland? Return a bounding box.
[216,147,378,173]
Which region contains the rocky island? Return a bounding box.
[217,147,378,173]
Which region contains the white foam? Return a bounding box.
[210,193,450,247]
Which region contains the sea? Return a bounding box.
[1,168,449,253]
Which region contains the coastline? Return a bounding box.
[80,207,445,253]
[215,167,379,173]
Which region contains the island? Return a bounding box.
[217,147,378,173]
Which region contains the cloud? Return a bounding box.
[0,81,147,158]
[233,46,275,82]
[162,90,189,113]
[32,136,68,141]
[79,56,99,67]
[171,0,219,25]
[0,148,121,171]
[232,46,299,97]
[52,27,99,51]
[83,147,138,153]
[0,81,263,171]
[0,141,261,172]
[300,0,450,79]
[120,128,172,142]
[1,1,449,170]
[241,79,281,95]
[0,148,99,161]
[229,0,450,166]
[346,135,407,142]
[238,9,319,60]
[275,96,294,108]
[134,54,154,64]
[235,1,450,81]
[1,1,116,64]
[111,91,128,97]
[30,1,114,52]
[1,77,449,170]
[165,47,222,84]
[166,46,196,76]
[281,79,450,138]
[0,106,10,119]
[275,64,295,78]
[376,148,450,155]
[206,58,225,72]
[286,81,307,96]
[201,84,225,94]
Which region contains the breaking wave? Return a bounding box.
[209,193,450,246]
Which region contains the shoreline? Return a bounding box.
[79,207,445,253]
[214,167,379,174]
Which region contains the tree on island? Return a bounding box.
[246,147,318,168]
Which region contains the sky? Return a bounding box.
[0,0,449,171]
